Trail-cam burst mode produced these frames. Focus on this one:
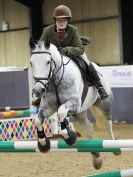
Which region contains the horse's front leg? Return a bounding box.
[35,107,51,152]
[57,101,78,145]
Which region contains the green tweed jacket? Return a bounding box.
[40,24,84,56]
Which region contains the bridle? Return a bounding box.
[31,51,55,90]
[31,49,71,106]
[31,51,65,92]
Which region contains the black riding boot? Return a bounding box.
[87,63,108,100]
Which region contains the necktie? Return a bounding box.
[58,30,65,40]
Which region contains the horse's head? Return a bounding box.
[29,38,55,97]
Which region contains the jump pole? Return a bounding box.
[0,106,29,111]
[1,140,133,152]
[0,109,38,119]
[85,168,133,177]
[56,139,133,149]
[1,148,133,153]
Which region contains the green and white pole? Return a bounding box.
[55,139,133,149]
[0,148,133,153]
[0,140,133,153]
[85,168,133,177]
[1,139,133,150]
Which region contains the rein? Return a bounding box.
[55,54,64,87]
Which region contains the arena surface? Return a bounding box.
[0,124,133,177]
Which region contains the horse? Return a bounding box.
[29,39,117,169]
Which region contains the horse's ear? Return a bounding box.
[29,37,36,50]
[44,40,50,49]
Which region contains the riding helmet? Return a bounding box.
[52,5,72,20]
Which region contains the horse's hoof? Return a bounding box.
[93,157,102,170]
[64,130,77,145]
[38,138,51,153]
[113,152,122,156]
[113,138,121,155]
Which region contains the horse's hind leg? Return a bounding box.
[93,97,116,140]
[74,111,102,170]
[93,97,121,155]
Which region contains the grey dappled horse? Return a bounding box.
[30,39,117,169]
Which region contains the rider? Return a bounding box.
[32,5,108,106]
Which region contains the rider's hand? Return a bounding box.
[58,47,68,55]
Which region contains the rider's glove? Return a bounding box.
[58,47,68,55]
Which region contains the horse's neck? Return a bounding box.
[55,55,62,69]
[51,53,62,83]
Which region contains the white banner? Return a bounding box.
[102,65,133,88]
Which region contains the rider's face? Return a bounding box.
[56,18,68,30]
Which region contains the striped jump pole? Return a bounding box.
[0,109,38,119]
[85,168,133,177]
[0,148,133,153]
[0,140,133,152]
[56,139,133,149]
[0,106,29,111]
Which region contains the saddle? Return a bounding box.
[69,55,93,86]
[69,55,93,105]
[69,36,93,85]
